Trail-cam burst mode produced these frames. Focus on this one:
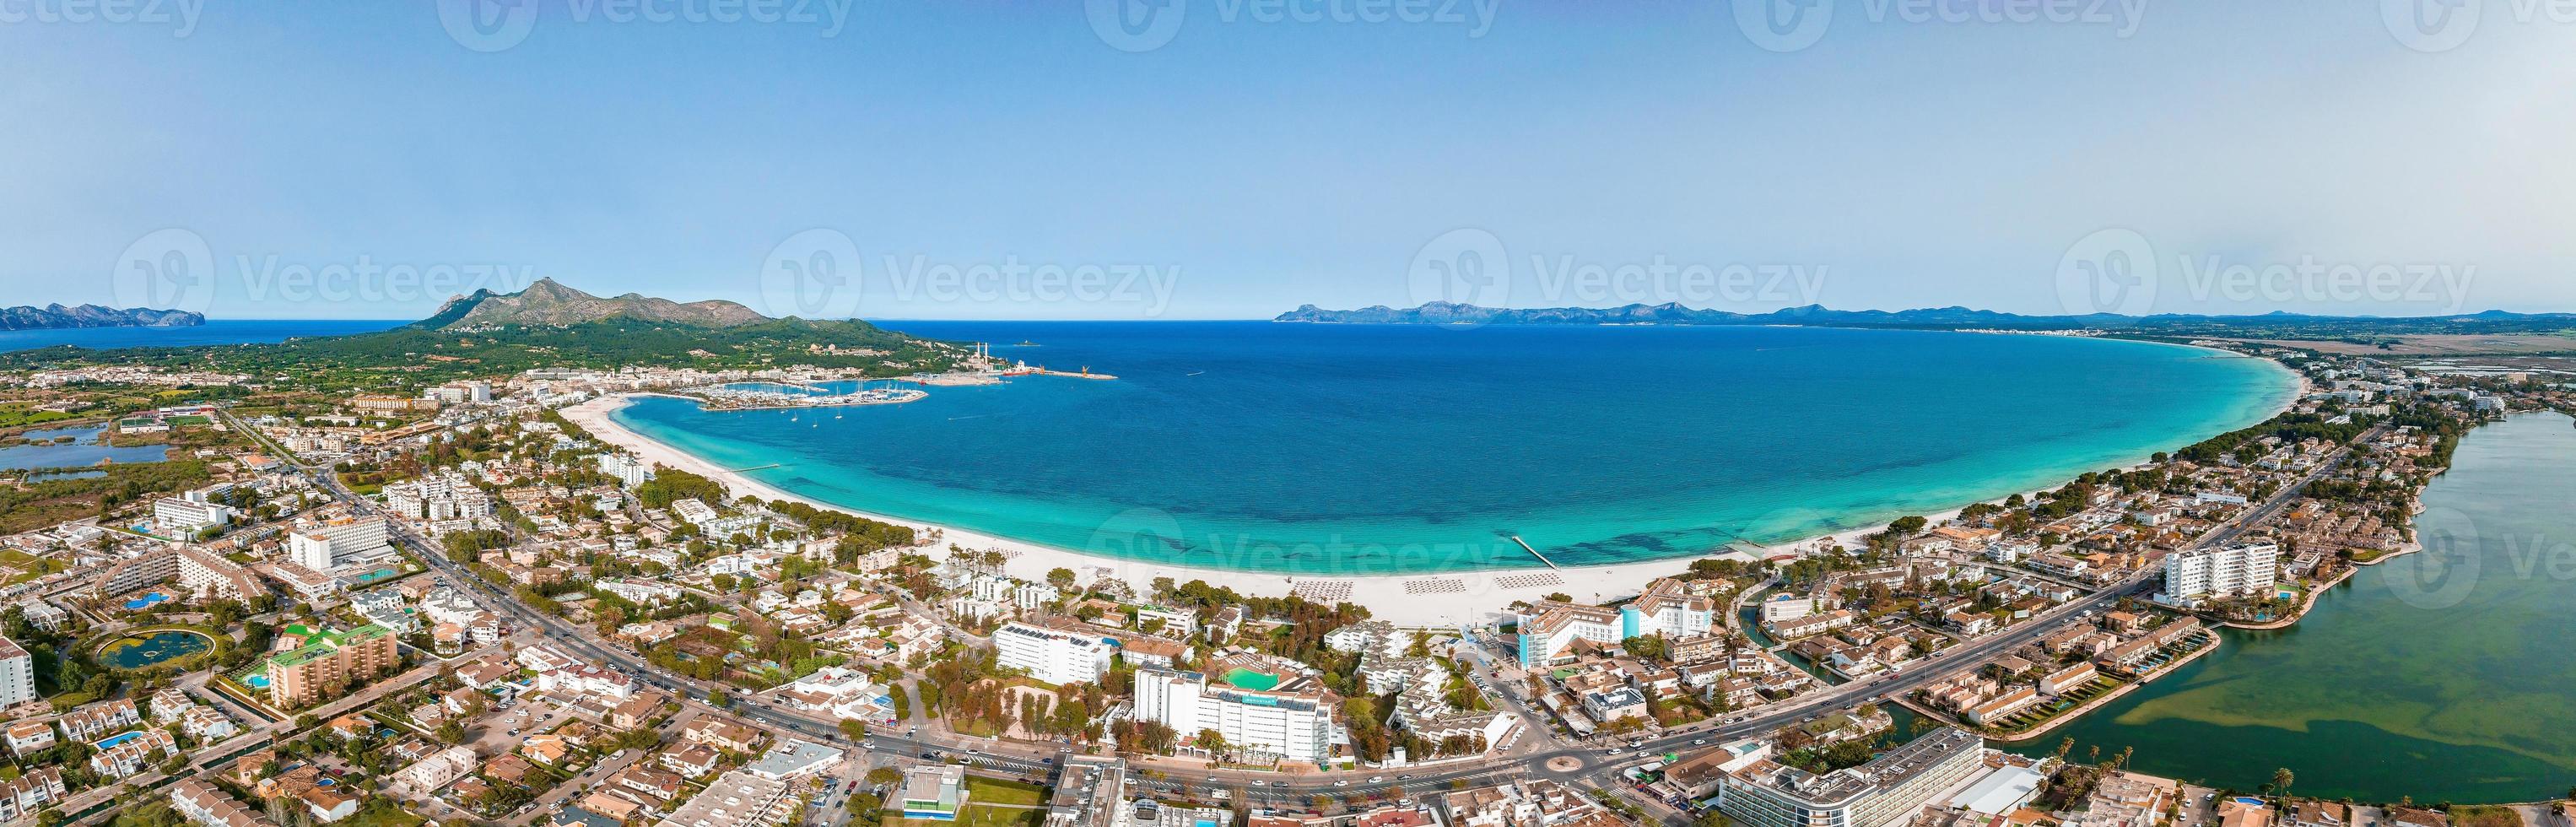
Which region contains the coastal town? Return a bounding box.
[2,320,2569,827]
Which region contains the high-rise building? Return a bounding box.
[993,621,1113,686]
[2161,543,2279,608]
[0,637,35,709]
[288,517,389,572]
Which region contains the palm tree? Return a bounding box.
[2271,768,2295,800]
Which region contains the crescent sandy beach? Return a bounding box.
[559,387,2209,628]
[562,392,1893,627]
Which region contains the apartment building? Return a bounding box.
[1715,727,1987,827]
[1623,578,1718,640]
[1131,667,1337,765]
[57,699,142,741]
[1515,601,1623,668]
[154,498,236,536]
[2160,543,2279,608]
[89,729,179,779]
[177,545,273,603]
[289,517,392,572]
[171,778,276,827]
[994,621,1115,686]
[0,769,68,824]
[0,636,33,709]
[652,769,798,827]
[267,624,401,708]
[1043,756,1127,827]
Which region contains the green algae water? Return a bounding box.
[613,322,2292,575]
[2016,412,2576,804]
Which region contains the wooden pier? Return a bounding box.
[1509,536,1560,570]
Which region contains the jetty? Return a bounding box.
[1508,535,1560,570]
[1030,366,1117,380]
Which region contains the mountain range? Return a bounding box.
[0,304,205,331]
[413,278,771,329]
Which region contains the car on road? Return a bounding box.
[1607,749,1624,755]
[1333,781,1348,787]
[1369,776,1385,784]
[1396,775,1412,781]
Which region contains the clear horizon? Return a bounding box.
[6,3,2570,321]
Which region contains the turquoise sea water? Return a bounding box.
[612,322,2298,575]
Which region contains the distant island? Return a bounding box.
[0,303,204,331]
[1275,300,2576,336]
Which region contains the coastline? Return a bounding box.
[563,350,2300,628]
[565,392,1887,628]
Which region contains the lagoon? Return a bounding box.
[615,322,2295,576]
[2012,413,2576,804]
[0,425,170,470]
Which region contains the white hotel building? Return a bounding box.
[1131,667,1337,766]
[289,516,393,572]
[1715,727,1988,827]
[2159,543,2279,608]
[992,621,1113,686]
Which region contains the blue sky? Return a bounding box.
[3,1,2569,320]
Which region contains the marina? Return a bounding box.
[693,383,929,412]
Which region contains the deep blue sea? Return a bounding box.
[0,319,402,353]
[613,322,2298,576]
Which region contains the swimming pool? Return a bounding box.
[123,592,171,611]
[95,731,144,750]
[241,674,272,689]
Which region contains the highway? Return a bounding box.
[230,405,2377,810]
